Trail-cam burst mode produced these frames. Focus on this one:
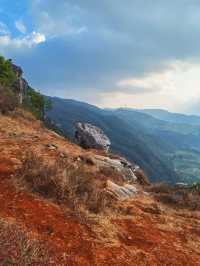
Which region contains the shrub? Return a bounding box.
[23,87,52,121]
[99,166,124,185]
[0,86,18,114]
[134,169,150,186]
[0,56,16,87]
[0,219,52,265]
[147,182,200,210]
[16,152,110,214]
[192,182,200,193]
[146,182,172,193]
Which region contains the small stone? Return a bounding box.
[46,144,58,150]
[60,152,67,158]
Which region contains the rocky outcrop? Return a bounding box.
[106,180,137,200]
[94,155,138,182]
[75,123,111,151]
[11,63,28,104]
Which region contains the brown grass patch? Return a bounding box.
[98,166,124,185]
[0,87,18,114]
[146,182,172,194]
[15,152,112,214]
[0,218,52,265]
[147,182,200,210]
[134,169,150,186]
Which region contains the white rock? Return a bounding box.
[75,123,111,151]
[107,180,137,200]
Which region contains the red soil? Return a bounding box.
[0,111,200,265]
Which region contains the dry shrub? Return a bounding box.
[16,152,112,214]
[99,166,124,185]
[147,182,178,206]
[154,190,200,210]
[183,191,200,210]
[0,87,17,114]
[134,169,150,186]
[147,182,200,210]
[78,154,95,166]
[11,107,38,123]
[16,152,59,198]
[146,182,172,194]
[0,218,52,265]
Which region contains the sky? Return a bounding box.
[0,0,200,114]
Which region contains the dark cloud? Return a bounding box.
[4,0,200,102]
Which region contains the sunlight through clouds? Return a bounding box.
[99,61,200,112]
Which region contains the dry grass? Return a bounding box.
[0,218,52,266]
[98,166,124,185]
[134,169,150,186]
[0,87,17,114]
[146,182,172,194]
[147,182,200,210]
[15,152,112,214]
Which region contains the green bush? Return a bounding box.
[0,55,52,120]
[23,87,52,120]
[0,56,16,87]
[192,182,200,193]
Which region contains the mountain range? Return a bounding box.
[47,97,200,184]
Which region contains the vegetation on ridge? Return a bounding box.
[23,87,52,120]
[0,55,52,120]
[0,56,16,87]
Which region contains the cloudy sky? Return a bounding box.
[0,0,200,114]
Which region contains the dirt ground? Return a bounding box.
[0,110,200,265]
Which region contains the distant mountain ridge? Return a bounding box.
[47,99,200,184]
[47,97,180,184]
[139,108,200,125]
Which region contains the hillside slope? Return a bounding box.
[0,110,200,265]
[47,97,178,183]
[112,108,200,183]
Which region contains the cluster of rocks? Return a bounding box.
[75,122,139,179]
[74,122,143,200]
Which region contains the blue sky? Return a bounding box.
[0,0,200,114]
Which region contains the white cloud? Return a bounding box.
[0,21,9,35]
[98,60,200,112]
[0,35,10,46]
[30,3,87,38]
[30,31,46,45]
[0,31,46,50]
[15,20,27,34]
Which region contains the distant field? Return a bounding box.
[170,150,200,183]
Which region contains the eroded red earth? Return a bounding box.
[0,111,200,265]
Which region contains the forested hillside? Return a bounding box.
[47,97,179,183]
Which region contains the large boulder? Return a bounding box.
[75,123,111,151]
